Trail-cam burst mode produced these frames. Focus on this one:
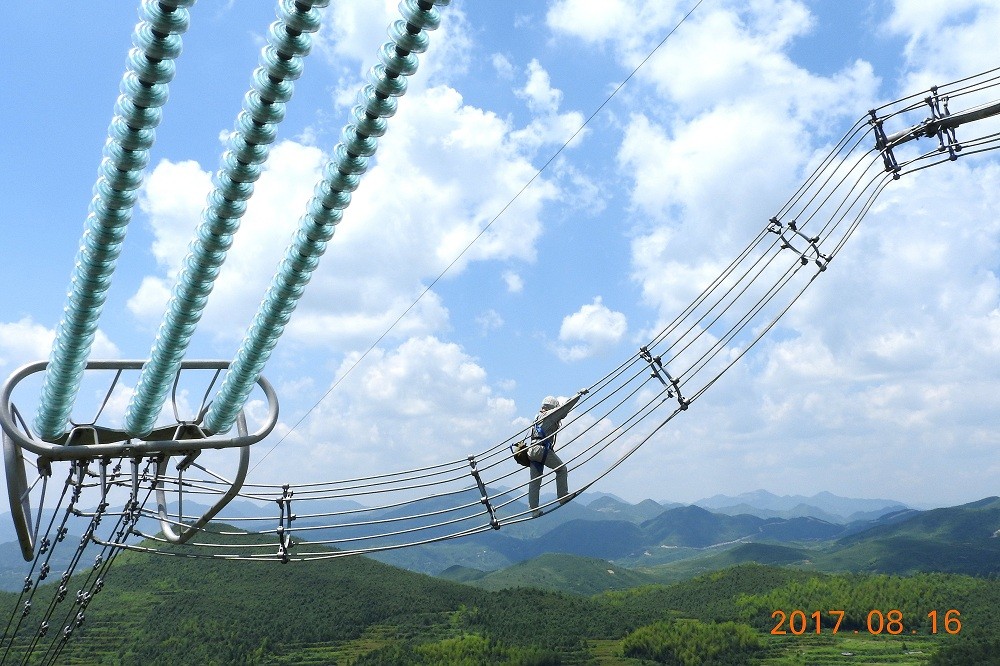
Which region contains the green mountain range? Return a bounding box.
[474,496,1000,588]
[1,494,999,664]
[2,539,998,665]
[4,492,997,592]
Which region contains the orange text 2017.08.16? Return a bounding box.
[770,609,962,635]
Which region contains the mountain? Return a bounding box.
[641,504,764,547]
[0,509,83,544]
[450,552,658,595]
[694,489,908,522]
[638,496,1000,580]
[434,518,647,564]
[2,493,991,592]
[3,498,1000,664]
[586,495,673,522]
[706,501,845,523]
[838,496,1000,544]
[642,543,815,583]
[437,563,488,583]
[461,496,1000,584]
[8,530,998,666]
[0,539,79,592]
[755,516,844,541]
[518,519,647,559]
[813,496,1000,575]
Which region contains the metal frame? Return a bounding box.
[155,414,251,545]
[3,429,39,561]
[1,359,278,560]
[0,360,278,460]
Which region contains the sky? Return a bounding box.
[1,0,998,510]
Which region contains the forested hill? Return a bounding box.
[1,530,999,664]
[373,495,1000,579]
[3,494,997,595]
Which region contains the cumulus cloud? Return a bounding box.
[603,1,880,327]
[492,53,515,80]
[502,271,524,293]
[0,318,119,370]
[511,60,588,155]
[887,0,1000,88]
[51,0,995,509]
[120,4,590,500]
[130,142,321,340]
[138,158,213,275]
[556,297,628,361]
[0,318,61,369]
[547,0,681,48]
[547,0,1000,504]
[0,318,121,431]
[252,336,517,484]
[134,67,571,355]
[315,0,474,96]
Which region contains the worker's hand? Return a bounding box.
[579,388,589,395]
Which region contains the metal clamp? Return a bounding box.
[767,217,830,271]
[639,347,688,411]
[468,456,499,530]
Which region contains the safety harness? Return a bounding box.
[530,422,554,472]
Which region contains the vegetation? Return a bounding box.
[2,514,999,664]
[457,553,659,595]
[621,619,764,664]
[930,637,1000,665]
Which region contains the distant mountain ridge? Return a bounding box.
[451,497,1000,593]
[693,489,908,523]
[371,493,997,578]
[3,491,994,593]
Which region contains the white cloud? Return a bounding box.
[26,0,997,512]
[127,276,173,323]
[518,59,562,115]
[887,0,1000,88]
[544,0,1000,505]
[315,0,475,100]
[282,81,563,348]
[131,72,570,353]
[546,0,682,47]
[476,309,504,335]
[608,1,879,323]
[253,336,517,484]
[0,318,121,433]
[556,297,628,361]
[138,159,212,275]
[492,53,515,80]
[0,318,60,368]
[628,147,1000,507]
[132,142,321,339]
[313,0,397,66]
[0,318,119,370]
[502,271,524,293]
[510,60,588,155]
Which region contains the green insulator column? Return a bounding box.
[203,0,451,434]
[34,0,196,442]
[122,0,329,437]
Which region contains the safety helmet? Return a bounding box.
[541,396,559,410]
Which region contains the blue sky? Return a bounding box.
[1,0,998,508]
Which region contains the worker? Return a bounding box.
[527,388,588,517]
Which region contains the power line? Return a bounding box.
[248,0,708,474]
